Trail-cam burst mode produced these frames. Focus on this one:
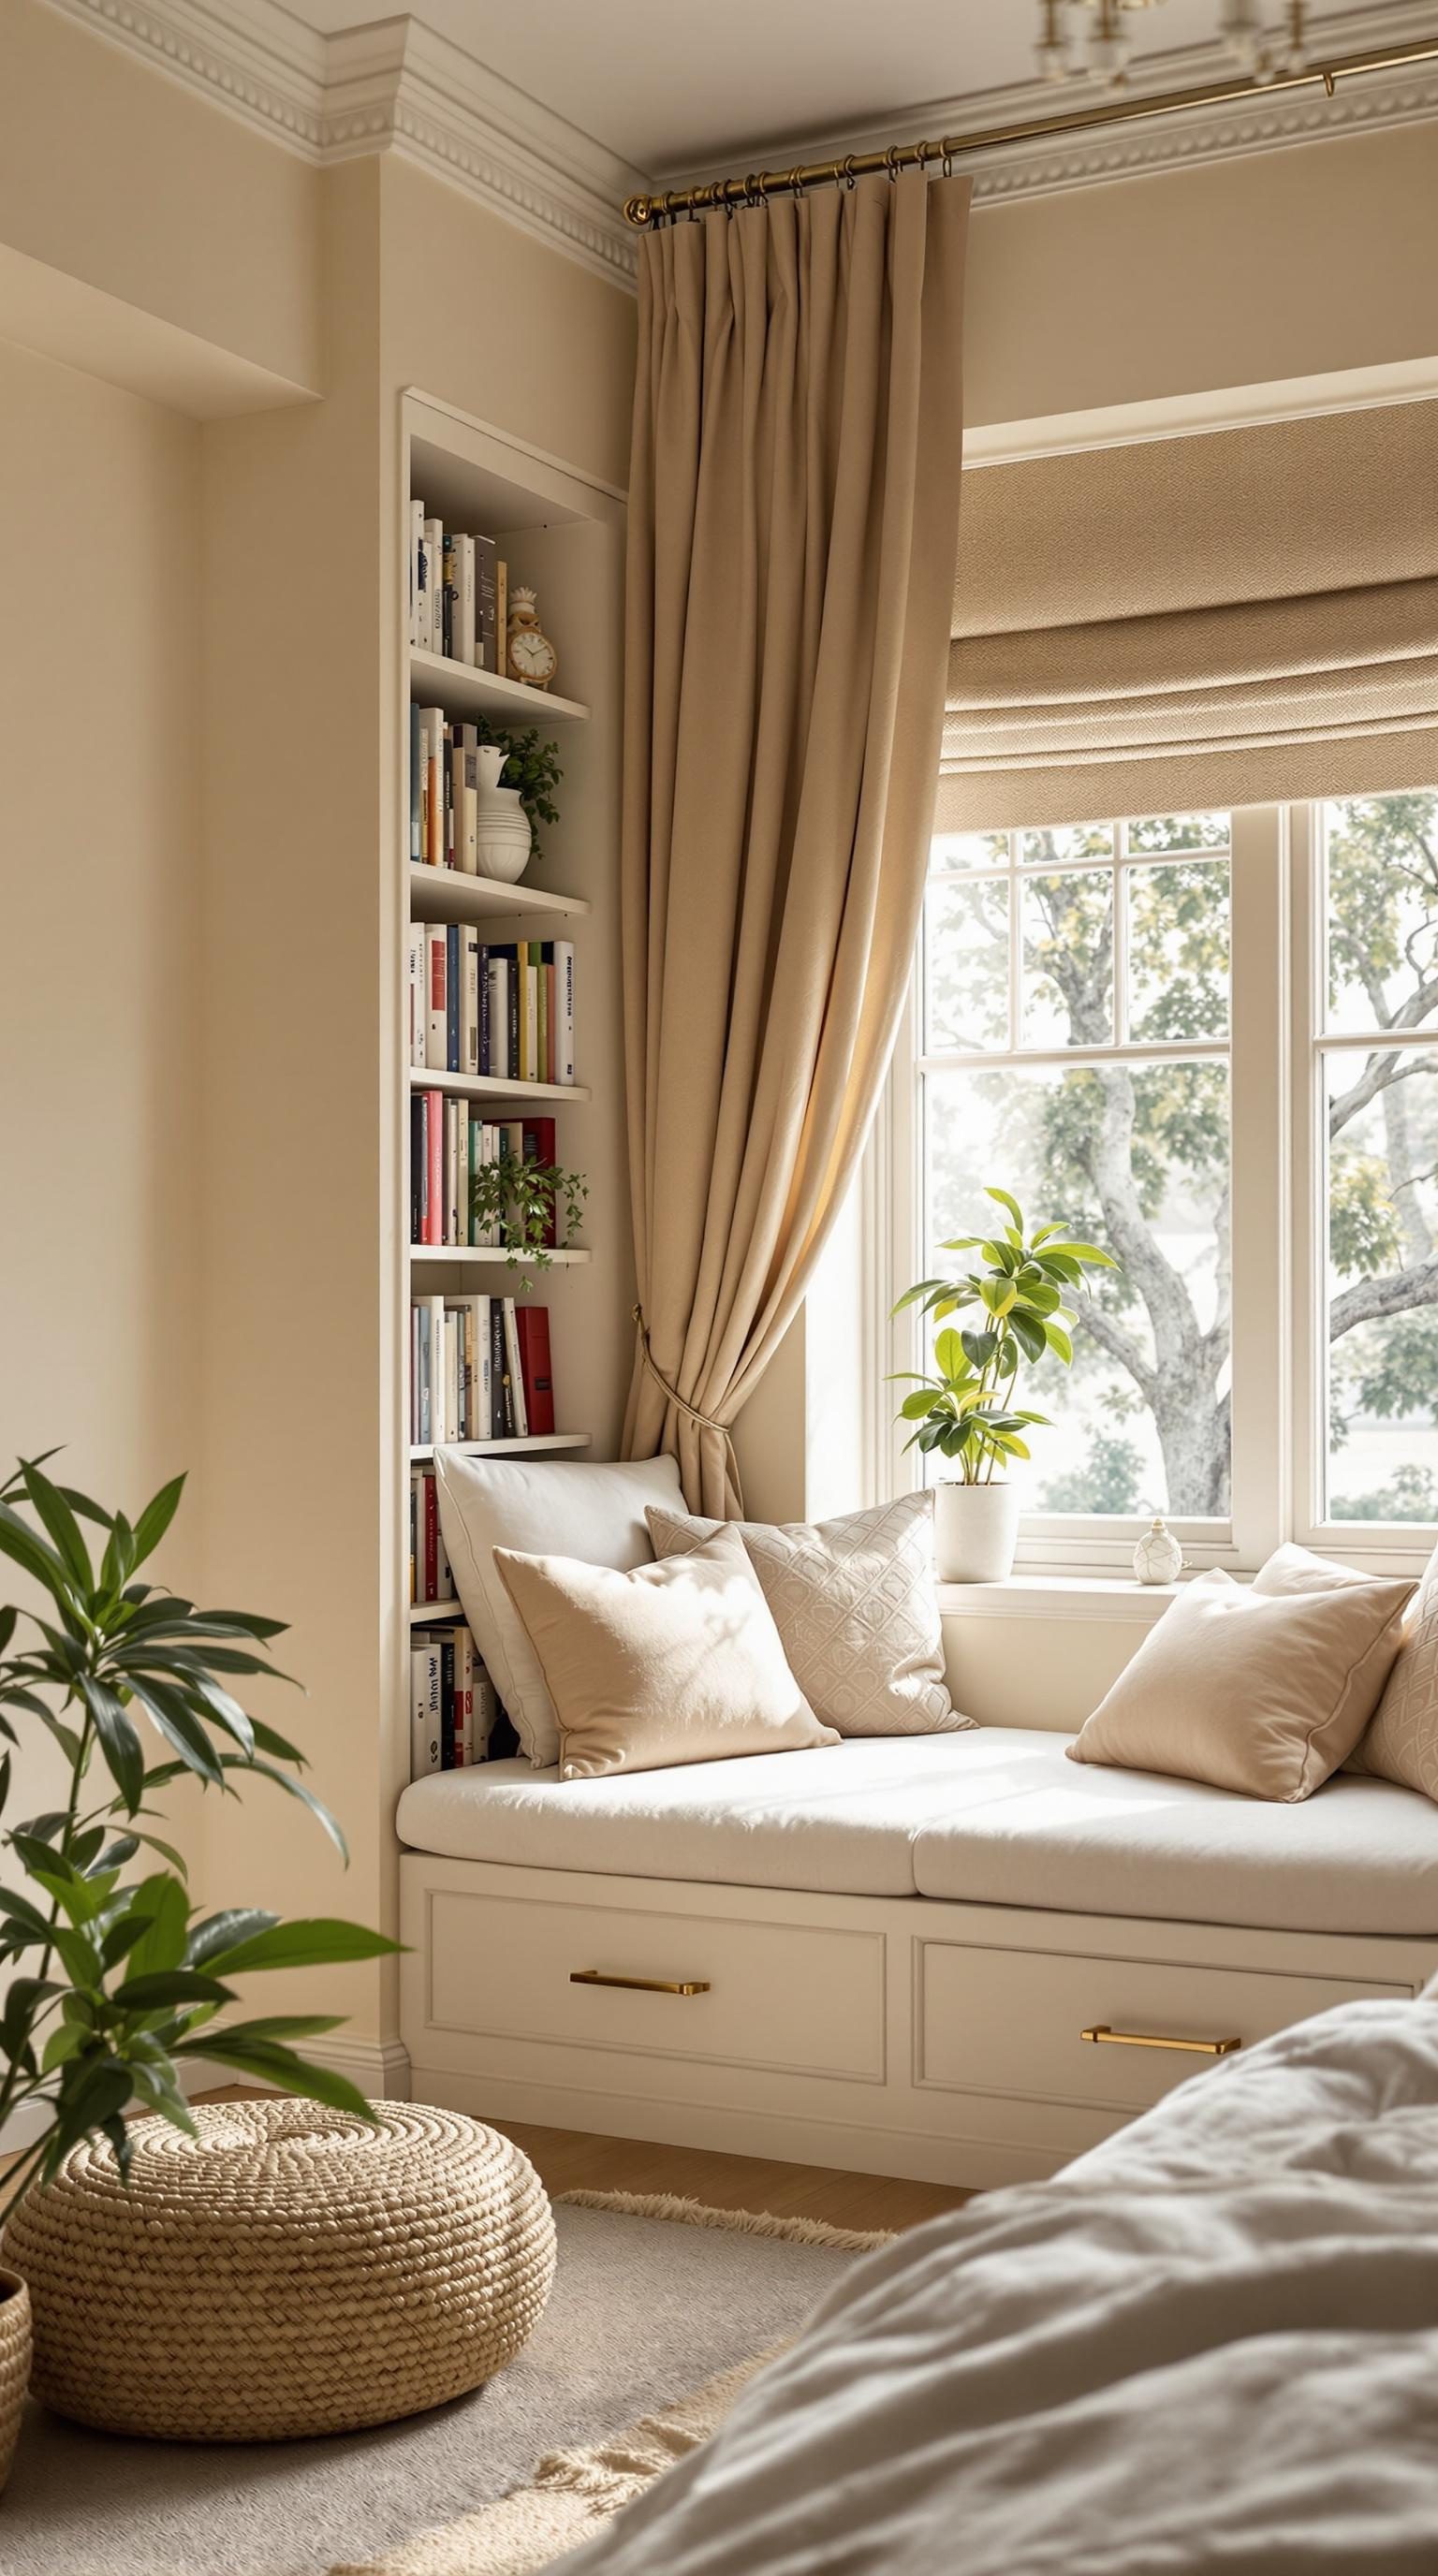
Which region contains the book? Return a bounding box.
[515,1305,554,1435]
[475,534,498,671]
[490,1300,511,1438]
[457,533,476,666]
[425,924,447,1071]
[542,940,576,1083]
[410,1641,442,1777]
[409,500,425,651]
[409,702,422,861]
[496,559,508,662]
[422,520,443,653]
[419,708,446,864]
[460,923,481,1076]
[453,1627,476,1765]
[503,1297,529,1439]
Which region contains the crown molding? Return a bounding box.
[41,0,644,285]
[658,2,1438,209]
[38,0,1438,295]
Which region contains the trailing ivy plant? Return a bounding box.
[472,719,563,865]
[470,1149,587,1278]
[0,1456,397,2226]
[890,1186,1118,1485]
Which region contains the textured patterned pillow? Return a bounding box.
[1349,1538,1438,1800]
[645,1492,973,1737]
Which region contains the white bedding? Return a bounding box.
[559,1996,1438,2573]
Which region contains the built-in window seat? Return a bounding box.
[397,1730,1438,2188]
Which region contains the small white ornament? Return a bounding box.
[1133,1516,1184,1585]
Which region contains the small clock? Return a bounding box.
[506,586,558,691]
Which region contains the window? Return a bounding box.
[884,789,1438,1575]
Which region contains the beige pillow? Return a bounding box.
[646,1493,973,1738]
[494,1523,840,1781]
[1067,1564,1415,1803]
[1348,1537,1438,1801]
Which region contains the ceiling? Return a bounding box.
[273,0,1404,177]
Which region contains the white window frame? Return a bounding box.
[876,796,1438,1581]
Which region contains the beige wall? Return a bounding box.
[0,0,322,402]
[963,121,1438,432]
[0,338,203,1828]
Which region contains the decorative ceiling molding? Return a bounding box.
[42,0,644,285]
[658,2,1438,207]
[38,0,1438,295]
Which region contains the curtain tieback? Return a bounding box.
[631,1306,745,1511]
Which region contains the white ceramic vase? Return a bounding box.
[1133,1516,1184,1584]
[474,744,532,884]
[933,1480,1021,1584]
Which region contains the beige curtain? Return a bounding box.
[621,170,969,1513]
[940,400,1438,830]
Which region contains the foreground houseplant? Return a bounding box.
[892,1189,1117,1580]
[0,1456,395,2484]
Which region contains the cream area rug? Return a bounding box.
[0,2191,888,2576]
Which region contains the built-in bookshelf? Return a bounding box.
[393,394,629,1782]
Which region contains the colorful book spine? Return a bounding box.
[515,1306,555,1436]
[475,535,498,671]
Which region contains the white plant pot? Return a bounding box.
[933,1480,1021,1584]
[476,825,532,884]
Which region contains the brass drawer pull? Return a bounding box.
[571,1969,711,1998]
[1081,2023,1240,2058]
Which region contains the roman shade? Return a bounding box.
[939,401,1438,829]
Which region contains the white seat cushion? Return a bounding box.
[397,1737,989,1898]
[911,1728,1438,1937]
[396,1726,1438,1935]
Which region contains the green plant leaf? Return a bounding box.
[173,2034,376,2120]
[1044,1321,1074,1362]
[114,1969,235,2012]
[985,1186,1025,1231]
[131,1473,186,1567]
[186,1908,279,1968]
[20,1460,95,1593]
[125,1873,191,1980]
[199,1919,400,1976]
[1008,1310,1048,1364]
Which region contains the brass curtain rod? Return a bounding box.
[623,33,1438,226]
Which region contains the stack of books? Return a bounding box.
[412,1107,558,1251]
[409,1295,554,1445]
[409,505,507,668]
[408,922,576,1086]
[414,709,536,874]
[410,1618,504,1776]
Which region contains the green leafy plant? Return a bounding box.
[473,719,562,864]
[0,1456,397,2226]
[470,1149,587,1276]
[890,1186,1117,1484]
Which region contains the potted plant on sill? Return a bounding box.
[891,1188,1118,1583]
[0,1456,397,2491]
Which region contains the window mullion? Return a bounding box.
[1227,803,1289,1568]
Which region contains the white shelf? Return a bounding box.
[410,1598,462,1622]
[410,648,590,725]
[409,1065,589,1104]
[408,862,589,924]
[408,1433,593,1461]
[409,1244,591,1266]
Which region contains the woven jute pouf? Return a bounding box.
[0,2266,31,2492]
[3,2099,555,2443]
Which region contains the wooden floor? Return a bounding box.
[4,2092,972,2235]
[198,2087,971,2232]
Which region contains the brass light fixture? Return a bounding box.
[1035,0,1310,88]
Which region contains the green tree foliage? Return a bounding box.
[924,795,1438,1519]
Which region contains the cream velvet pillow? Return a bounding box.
[645,1493,972,1737]
[1347,1536,1438,1801]
[1067,1564,1415,1803]
[494,1524,840,1781]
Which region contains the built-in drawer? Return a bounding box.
[427,1888,886,2084]
[917,1939,1410,2115]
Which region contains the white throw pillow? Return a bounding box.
[434,1450,684,1767]
[645,1491,972,1736]
[496,1525,839,1780]
[1347,1534,1438,1802]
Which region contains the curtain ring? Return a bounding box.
[942,143,954,179]
[744,170,763,209]
[789,165,804,200]
[886,144,904,183]
[842,154,858,190]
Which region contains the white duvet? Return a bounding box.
[560,1997,1438,2573]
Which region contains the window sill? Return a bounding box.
[936,1575,1182,1624]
